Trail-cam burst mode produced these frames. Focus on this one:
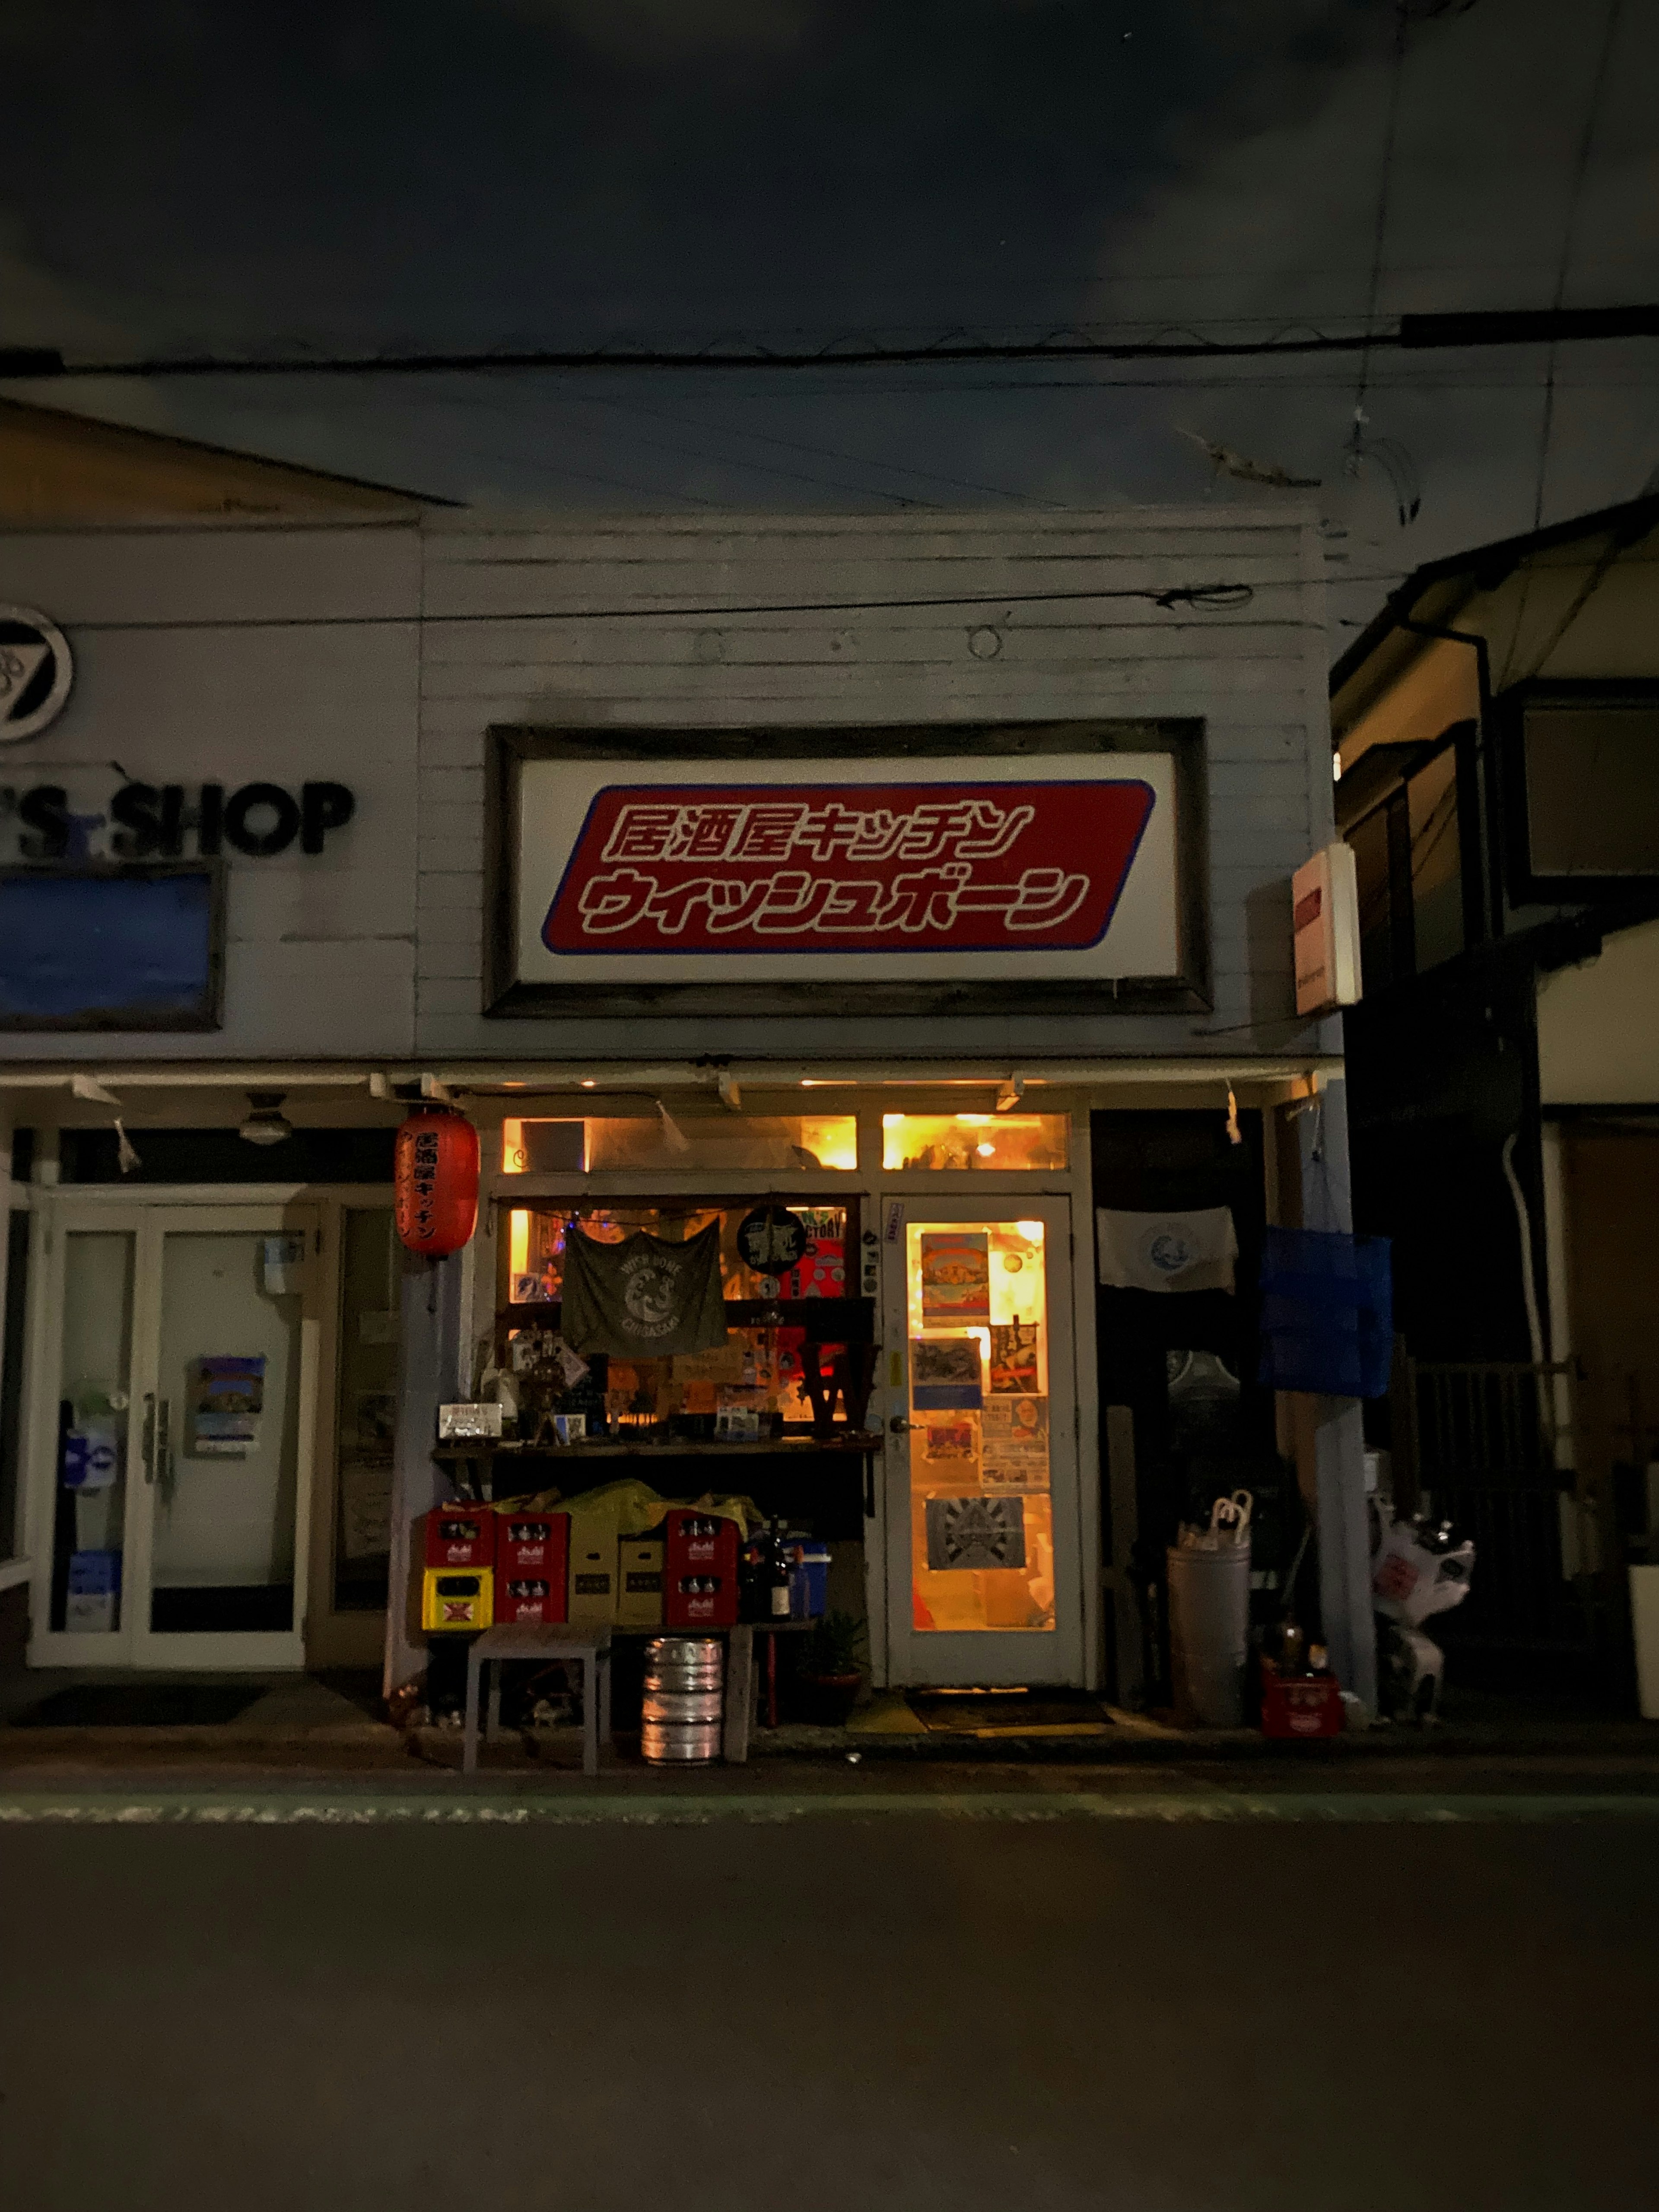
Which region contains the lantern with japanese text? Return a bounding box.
[394,1108,479,1258]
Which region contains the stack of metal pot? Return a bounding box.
[640,1635,724,1764]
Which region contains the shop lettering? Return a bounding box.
[1,780,354,861]
[407,1128,442,1238]
[544,778,1156,957]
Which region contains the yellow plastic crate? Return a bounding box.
[422,1567,493,1633]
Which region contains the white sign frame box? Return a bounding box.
[1292,839,1362,1017]
[485,721,1211,1019]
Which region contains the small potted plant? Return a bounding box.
[799,1609,867,1726]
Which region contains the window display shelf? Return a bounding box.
[433,1433,878,1461]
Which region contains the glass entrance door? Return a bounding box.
[35,1205,320,1669]
[880,1197,1082,1686]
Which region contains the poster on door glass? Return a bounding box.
[910,1336,983,1410]
[188,1355,267,1456]
[988,1320,1040,1395]
[981,1396,1049,1492]
[918,1232,991,1324]
[925,1495,1027,1571]
[920,1417,979,1466]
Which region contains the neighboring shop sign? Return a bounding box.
[0,606,73,744]
[490,725,1205,1015]
[0,777,355,862]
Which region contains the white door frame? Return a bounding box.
[25,1196,322,1672]
[879,1191,1083,1688]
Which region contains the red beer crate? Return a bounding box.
[1261,1664,1344,1740]
[663,1509,739,1583]
[494,1575,564,1626]
[495,1508,569,1590]
[424,1504,495,1571]
[665,1570,738,1629]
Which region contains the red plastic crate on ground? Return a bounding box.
[1261,1668,1344,1739]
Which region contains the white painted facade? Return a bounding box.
[1,504,1335,1069]
[0,505,1356,1699]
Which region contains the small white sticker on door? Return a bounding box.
[883,1201,904,1245]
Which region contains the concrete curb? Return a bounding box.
[5,1788,1659,1826]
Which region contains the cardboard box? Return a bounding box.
[422,1568,493,1633]
[424,1506,495,1571]
[617,1536,665,1627]
[567,1532,617,1627]
[495,1575,563,1627]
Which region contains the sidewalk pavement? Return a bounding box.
[3,1671,1658,1813]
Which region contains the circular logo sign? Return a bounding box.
[0,606,73,744]
[736,1204,806,1274]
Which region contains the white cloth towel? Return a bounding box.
[1096,1206,1238,1294]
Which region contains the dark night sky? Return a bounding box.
[3,0,1657,633]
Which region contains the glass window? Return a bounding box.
[500,1116,857,1174]
[506,1203,849,1306]
[499,1204,860,1439]
[51,1231,135,1634]
[904,1217,1055,1634]
[1525,705,1659,877]
[334,1208,400,1612]
[1408,746,1464,971]
[0,1210,29,1564]
[881,1114,1068,1172]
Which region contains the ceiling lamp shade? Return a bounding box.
[395,1106,479,1259]
[239,1090,293,1147]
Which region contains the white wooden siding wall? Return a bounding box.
[416,507,1333,1065]
[0,522,423,1062]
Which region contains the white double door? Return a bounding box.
[29,1202,320,1669]
[879,1194,1084,1687]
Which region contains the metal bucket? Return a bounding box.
[1166,1541,1251,1728]
[640,1718,724,1763]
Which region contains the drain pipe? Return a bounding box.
[1391,597,1501,944]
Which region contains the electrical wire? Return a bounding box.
[1500,0,1627,686]
[1531,0,1626,534]
[62,577,1275,637]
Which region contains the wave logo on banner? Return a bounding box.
[542,778,1156,956]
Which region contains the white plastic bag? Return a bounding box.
[1372,1519,1474,1627]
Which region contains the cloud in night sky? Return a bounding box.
[0,0,1655,633]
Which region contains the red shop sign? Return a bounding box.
[541,778,1156,958]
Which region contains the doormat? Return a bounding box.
[906,1691,1112,1738]
[16,1683,267,1729]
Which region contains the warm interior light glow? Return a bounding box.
[1016,1220,1044,1241]
[509,1209,530,1282]
[880,1114,1068,1171]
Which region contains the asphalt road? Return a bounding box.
[1,1812,1654,2210]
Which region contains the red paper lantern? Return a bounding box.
[394,1108,479,1258]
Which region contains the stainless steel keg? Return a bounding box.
[641,1635,725,1763]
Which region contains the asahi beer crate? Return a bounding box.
[422,1569,493,1633]
[424,1506,496,1571]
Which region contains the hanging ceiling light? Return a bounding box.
[238,1090,294,1147]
